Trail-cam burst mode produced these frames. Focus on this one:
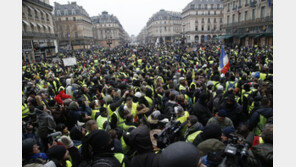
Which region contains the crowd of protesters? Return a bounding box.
[22,42,273,167]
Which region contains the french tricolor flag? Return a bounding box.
[219,46,230,74]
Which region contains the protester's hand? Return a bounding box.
[84,114,91,120]
[123,90,129,97]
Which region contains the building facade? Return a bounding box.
[182,0,224,43]
[54,2,93,50]
[222,0,273,46]
[146,9,182,44]
[136,27,148,44]
[91,11,128,48]
[22,0,57,63]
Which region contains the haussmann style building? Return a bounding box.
[146,9,182,44]
[221,0,273,46]
[53,2,93,50]
[91,11,129,48]
[22,0,58,63]
[181,0,224,43]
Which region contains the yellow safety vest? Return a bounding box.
[177,111,190,124]
[186,130,202,143]
[96,115,108,130]
[144,96,153,108]
[91,109,100,120]
[114,153,125,167]
[22,103,30,118]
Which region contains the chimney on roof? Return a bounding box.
[71,2,77,5]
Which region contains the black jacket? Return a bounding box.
[190,101,213,126]
[220,101,244,128]
[130,152,160,167]
[248,107,273,131]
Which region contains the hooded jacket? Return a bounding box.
[190,100,213,126]
[248,107,273,131]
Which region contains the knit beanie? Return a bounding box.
[197,139,225,156]
[222,126,236,138]
[202,124,222,140]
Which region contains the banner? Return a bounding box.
[63,57,77,66]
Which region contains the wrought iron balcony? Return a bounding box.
[24,0,53,10]
[22,32,58,38]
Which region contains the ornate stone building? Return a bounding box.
[53,2,93,50]
[146,9,182,44]
[91,11,129,48]
[222,0,273,46]
[136,27,148,44]
[181,0,224,43]
[22,0,57,63]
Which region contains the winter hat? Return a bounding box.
[147,110,161,124]
[202,124,222,140]
[159,141,200,167]
[128,125,153,153]
[46,145,67,161]
[197,139,225,156]
[68,101,78,110]
[254,72,260,78]
[70,125,83,141]
[207,81,214,87]
[217,85,224,91]
[217,109,227,117]
[89,130,111,154]
[222,126,236,138]
[22,138,36,158]
[58,136,74,148]
[135,92,143,98]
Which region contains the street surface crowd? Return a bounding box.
[22,43,273,167]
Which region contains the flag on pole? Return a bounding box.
[219,46,230,74]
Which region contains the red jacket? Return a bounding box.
[54,90,71,105]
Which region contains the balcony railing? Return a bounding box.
[22,32,58,38]
[223,16,272,28]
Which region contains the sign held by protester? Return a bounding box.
[63,57,77,66]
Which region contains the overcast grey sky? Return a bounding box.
[51,0,192,36]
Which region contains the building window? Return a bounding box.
[232,14,235,23]
[261,6,265,18]
[73,17,76,21]
[238,13,241,23]
[195,26,198,31]
[41,13,44,20]
[252,8,256,20]
[205,4,208,9]
[207,25,210,31]
[227,3,230,11]
[28,7,32,17]
[214,11,216,15]
[245,0,249,6]
[199,4,202,9]
[220,25,222,31]
[75,32,78,38]
[220,18,223,23]
[227,15,230,24]
[217,4,220,9]
[239,0,242,7]
[211,4,214,9]
[214,18,216,23]
[66,17,68,21]
[208,18,210,23]
[34,9,38,19]
[245,11,248,21]
[208,11,210,15]
[202,25,204,31]
[202,18,204,23]
[213,25,216,30]
[72,9,76,15]
[64,9,68,15]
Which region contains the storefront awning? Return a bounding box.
[264,33,273,37]
[222,35,233,39]
[239,34,247,39]
[254,33,263,38]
